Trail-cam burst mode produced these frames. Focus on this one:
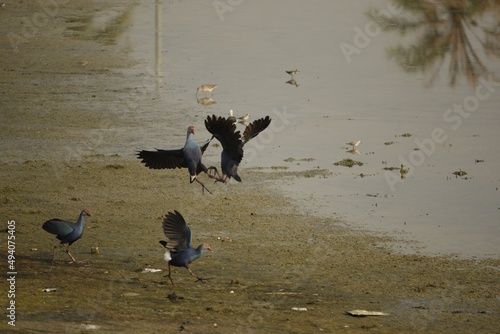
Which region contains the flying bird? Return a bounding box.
[159,210,212,284]
[42,209,91,264]
[137,126,213,194]
[205,114,271,183]
[286,69,299,76]
[196,84,217,96]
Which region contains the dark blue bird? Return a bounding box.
[42,209,91,263]
[205,114,271,183]
[137,125,213,194]
[159,210,212,284]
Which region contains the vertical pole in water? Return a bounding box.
[155,0,163,91]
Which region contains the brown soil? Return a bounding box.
[1,2,499,333]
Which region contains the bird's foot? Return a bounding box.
[164,274,175,285]
[195,276,212,283]
[66,253,82,264]
[213,177,227,184]
[206,166,220,179]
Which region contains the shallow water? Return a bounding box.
[12,0,498,258]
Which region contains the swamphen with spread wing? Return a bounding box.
[205,114,271,183]
[42,209,91,264]
[137,126,213,194]
[159,210,212,285]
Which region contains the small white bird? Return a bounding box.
[228,110,250,125]
[346,140,361,148]
[196,84,217,96]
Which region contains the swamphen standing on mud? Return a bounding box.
[42,209,91,263]
[204,114,271,183]
[159,210,212,284]
[137,126,213,194]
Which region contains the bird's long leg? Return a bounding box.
[166,264,175,285]
[196,178,212,195]
[51,244,58,264]
[65,245,78,263]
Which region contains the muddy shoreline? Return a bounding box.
[1,2,499,333]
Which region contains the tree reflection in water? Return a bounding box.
[367,0,500,86]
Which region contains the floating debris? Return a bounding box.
[400,164,409,175]
[292,307,308,311]
[384,141,395,145]
[284,157,315,162]
[271,166,289,170]
[383,166,399,171]
[334,158,364,168]
[346,310,390,317]
[453,170,467,177]
[396,133,412,137]
[42,288,57,292]
[91,246,100,254]
[474,159,484,163]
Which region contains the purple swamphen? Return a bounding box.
[159,210,212,284]
[204,114,271,183]
[42,209,91,263]
[137,126,213,194]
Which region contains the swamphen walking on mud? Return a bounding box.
[159,210,212,284]
[42,209,91,263]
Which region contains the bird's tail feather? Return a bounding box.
[164,250,172,262]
